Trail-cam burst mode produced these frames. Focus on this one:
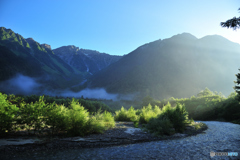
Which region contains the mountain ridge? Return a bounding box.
[1,26,240,100]
[0,27,122,95]
[53,45,122,74]
[88,32,240,99]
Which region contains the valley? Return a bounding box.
[1,27,240,159]
[1,2,240,159]
[2,27,240,100]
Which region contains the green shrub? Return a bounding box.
[161,102,172,116]
[153,105,162,115]
[0,92,117,137]
[115,106,137,121]
[94,109,115,129]
[170,103,189,132]
[65,99,89,136]
[101,111,115,128]
[115,107,128,121]
[223,100,240,121]
[22,95,112,113]
[145,102,190,135]
[127,106,139,122]
[45,103,68,135]
[0,93,19,133]
[146,115,173,135]
[160,102,189,132]
[134,121,139,128]
[19,96,46,134]
[81,109,115,135]
[139,104,161,124]
[135,109,141,115]
[85,116,106,134]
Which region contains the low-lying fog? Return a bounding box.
[0,74,41,95]
[0,74,131,100]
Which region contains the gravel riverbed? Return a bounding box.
[0,121,239,160]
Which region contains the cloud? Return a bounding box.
[0,74,41,95]
[0,74,135,101]
[59,88,118,100]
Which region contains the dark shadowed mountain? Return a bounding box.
[88,33,240,99]
[0,27,121,94]
[53,46,121,75]
[1,26,240,100]
[0,27,82,90]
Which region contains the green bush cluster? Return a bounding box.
[115,106,138,122]
[146,116,173,135]
[0,93,115,136]
[89,109,115,134]
[146,103,189,135]
[5,89,230,137]
[115,104,162,123]
[172,90,240,123]
[114,103,190,136]
[139,104,162,124]
[0,93,19,134]
[9,94,113,113]
[139,88,240,124]
[19,96,47,134]
[45,104,68,135]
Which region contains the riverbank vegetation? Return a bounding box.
[110,88,240,125]
[0,93,115,137]
[0,87,239,138]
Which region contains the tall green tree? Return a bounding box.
[221,8,240,101]
[234,70,240,101]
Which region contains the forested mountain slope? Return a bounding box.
[88,33,240,99]
[0,27,121,94]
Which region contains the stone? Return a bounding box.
[185,126,195,130]
[124,128,142,135]
[173,133,187,137]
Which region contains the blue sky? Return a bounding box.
[1,0,240,55]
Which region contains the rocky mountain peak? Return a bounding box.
[170,32,197,41]
[0,27,11,33]
[41,43,51,50]
[26,38,36,43]
[68,45,79,51]
[53,45,80,55]
[0,27,6,32]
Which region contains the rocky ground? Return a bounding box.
[1,121,239,159]
[0,122,203,152]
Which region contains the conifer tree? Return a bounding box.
[234,70,240,101]
[221,8,240,30]
[221,8,240,100]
